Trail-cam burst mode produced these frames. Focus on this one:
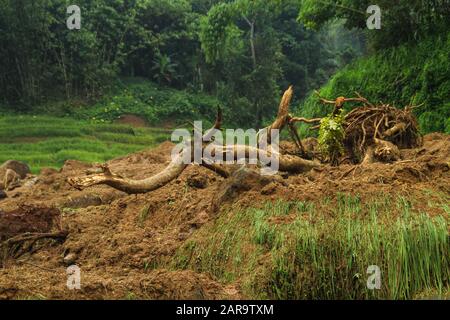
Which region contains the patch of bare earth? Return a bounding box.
[114,114,149,127]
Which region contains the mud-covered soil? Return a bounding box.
[0,133,448,300]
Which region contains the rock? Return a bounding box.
[63,253,78,265]
[0,169,20,191]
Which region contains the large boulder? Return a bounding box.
[0,160,30,179]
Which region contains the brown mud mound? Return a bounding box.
[0,268,239,300]
[0,134,448,299]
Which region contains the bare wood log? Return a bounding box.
[265,86,294,139]
[68,85,321,194]
[69,106,227,194]
[68,152,189,194]
[207,145,320,173]
[69,143,320,194]
[382,122,406,138]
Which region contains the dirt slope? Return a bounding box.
[0,134,448,300]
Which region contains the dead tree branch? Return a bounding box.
[69,86,320,194]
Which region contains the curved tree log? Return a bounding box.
[68,151,189,194]
[68,86,320,194]
[68,144,320,194]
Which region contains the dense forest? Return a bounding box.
[0,0,448,131]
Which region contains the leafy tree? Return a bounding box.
[152,52,179,85]
[298,0,449,49]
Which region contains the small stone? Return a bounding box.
[63,253,78,265]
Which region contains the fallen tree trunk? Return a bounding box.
[68,145,320,194]
[69,151,189,194]
[207,145,320,173]
[68,86,320,194]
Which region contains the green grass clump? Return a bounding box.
[172,194,449,299]
[0,116,170,173]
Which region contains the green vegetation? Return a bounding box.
[37,78,222,127]
[0,1,447,301]
[297,34,450,135]
[172,195,449,299]
[1,1,447,132]
[298,0,447,50]
[318,109,346,165]
[0,116,170,173]
[0,0,364,128]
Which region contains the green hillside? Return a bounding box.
[297,34,450,135]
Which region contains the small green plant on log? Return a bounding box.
[318,109,345,166]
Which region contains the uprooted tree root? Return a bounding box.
[68,88,425,195]
[304,91,423,165]
[344,103,422,163]
[0,205,67,265]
